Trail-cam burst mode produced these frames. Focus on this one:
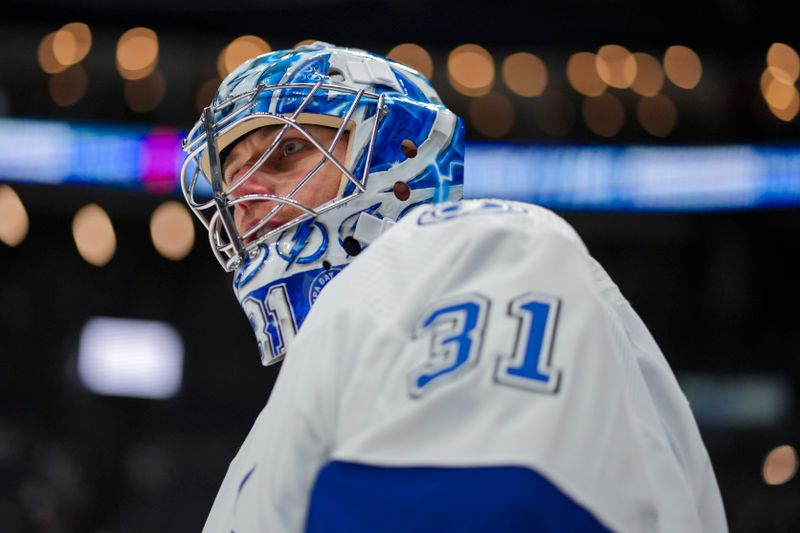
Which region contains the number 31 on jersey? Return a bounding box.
[408,292,562,397]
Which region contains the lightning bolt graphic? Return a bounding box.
[285,220,314,271]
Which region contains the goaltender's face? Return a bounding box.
[221,124,349,241]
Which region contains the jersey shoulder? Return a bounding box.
[397,198,586,252]
[307,198,592,334]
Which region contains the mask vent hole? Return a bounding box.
[400,139,418,158]
[393,181,411,201]
[342,236,362,256]
[327,68,346,82]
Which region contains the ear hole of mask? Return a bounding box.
[393,181,411,201]
[400,139,418,158]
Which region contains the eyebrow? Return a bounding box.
[221,128,271,174]
[222,125,295,173]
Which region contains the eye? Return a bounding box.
[221,158,240,184]
[281,139,306,157]
[222,166,237,185]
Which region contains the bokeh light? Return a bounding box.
[217,36,271,78]
[468,91,514,137]
[72,204,116,267]
[595,44,637,89]
[760,68,780,99]
[502,52,548,97]
[761,67,800,121]
[567,52,607,96]
[293,39,317,48]
[116,27,159,80]
[663,45,702,89]
[763,74,797,111]
[763,444,798,486]
[769,89,799,122]
[124,70,167,113]
[387,43,434,80]
[0,185,29,247]
[38,32,68,74]
[52,30,79,67]
[774,96,800,122]
[637,94,678,137]
[582,93,625,137]
[150,201,195,261]
[767,42,800,84]
[448,44,495,97]
[631,52,665,96]
[53,22,92,66]
[49,64,88,107]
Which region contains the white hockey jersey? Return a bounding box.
[202,199,727,533]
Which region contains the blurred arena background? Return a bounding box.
[1,1,799,531]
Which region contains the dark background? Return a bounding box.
[2,1,799,531]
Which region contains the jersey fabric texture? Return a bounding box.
[202,199,728,533]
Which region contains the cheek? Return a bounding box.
[319,163,345,199]
[289,172,335,210]
[295,159,342,202]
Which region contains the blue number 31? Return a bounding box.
[409,292,562,397]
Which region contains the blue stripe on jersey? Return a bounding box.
[305,462,611,532]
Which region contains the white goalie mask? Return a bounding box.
[181,42,465,365]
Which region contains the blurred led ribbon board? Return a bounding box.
[465,142,800,210]
[2,118,800,210]
[0,118,183,195]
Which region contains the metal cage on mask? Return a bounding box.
[181,80,387,272]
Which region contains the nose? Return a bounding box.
[224,166,280,234]
[227,165,278,208]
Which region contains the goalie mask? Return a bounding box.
[181,42,464,365]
